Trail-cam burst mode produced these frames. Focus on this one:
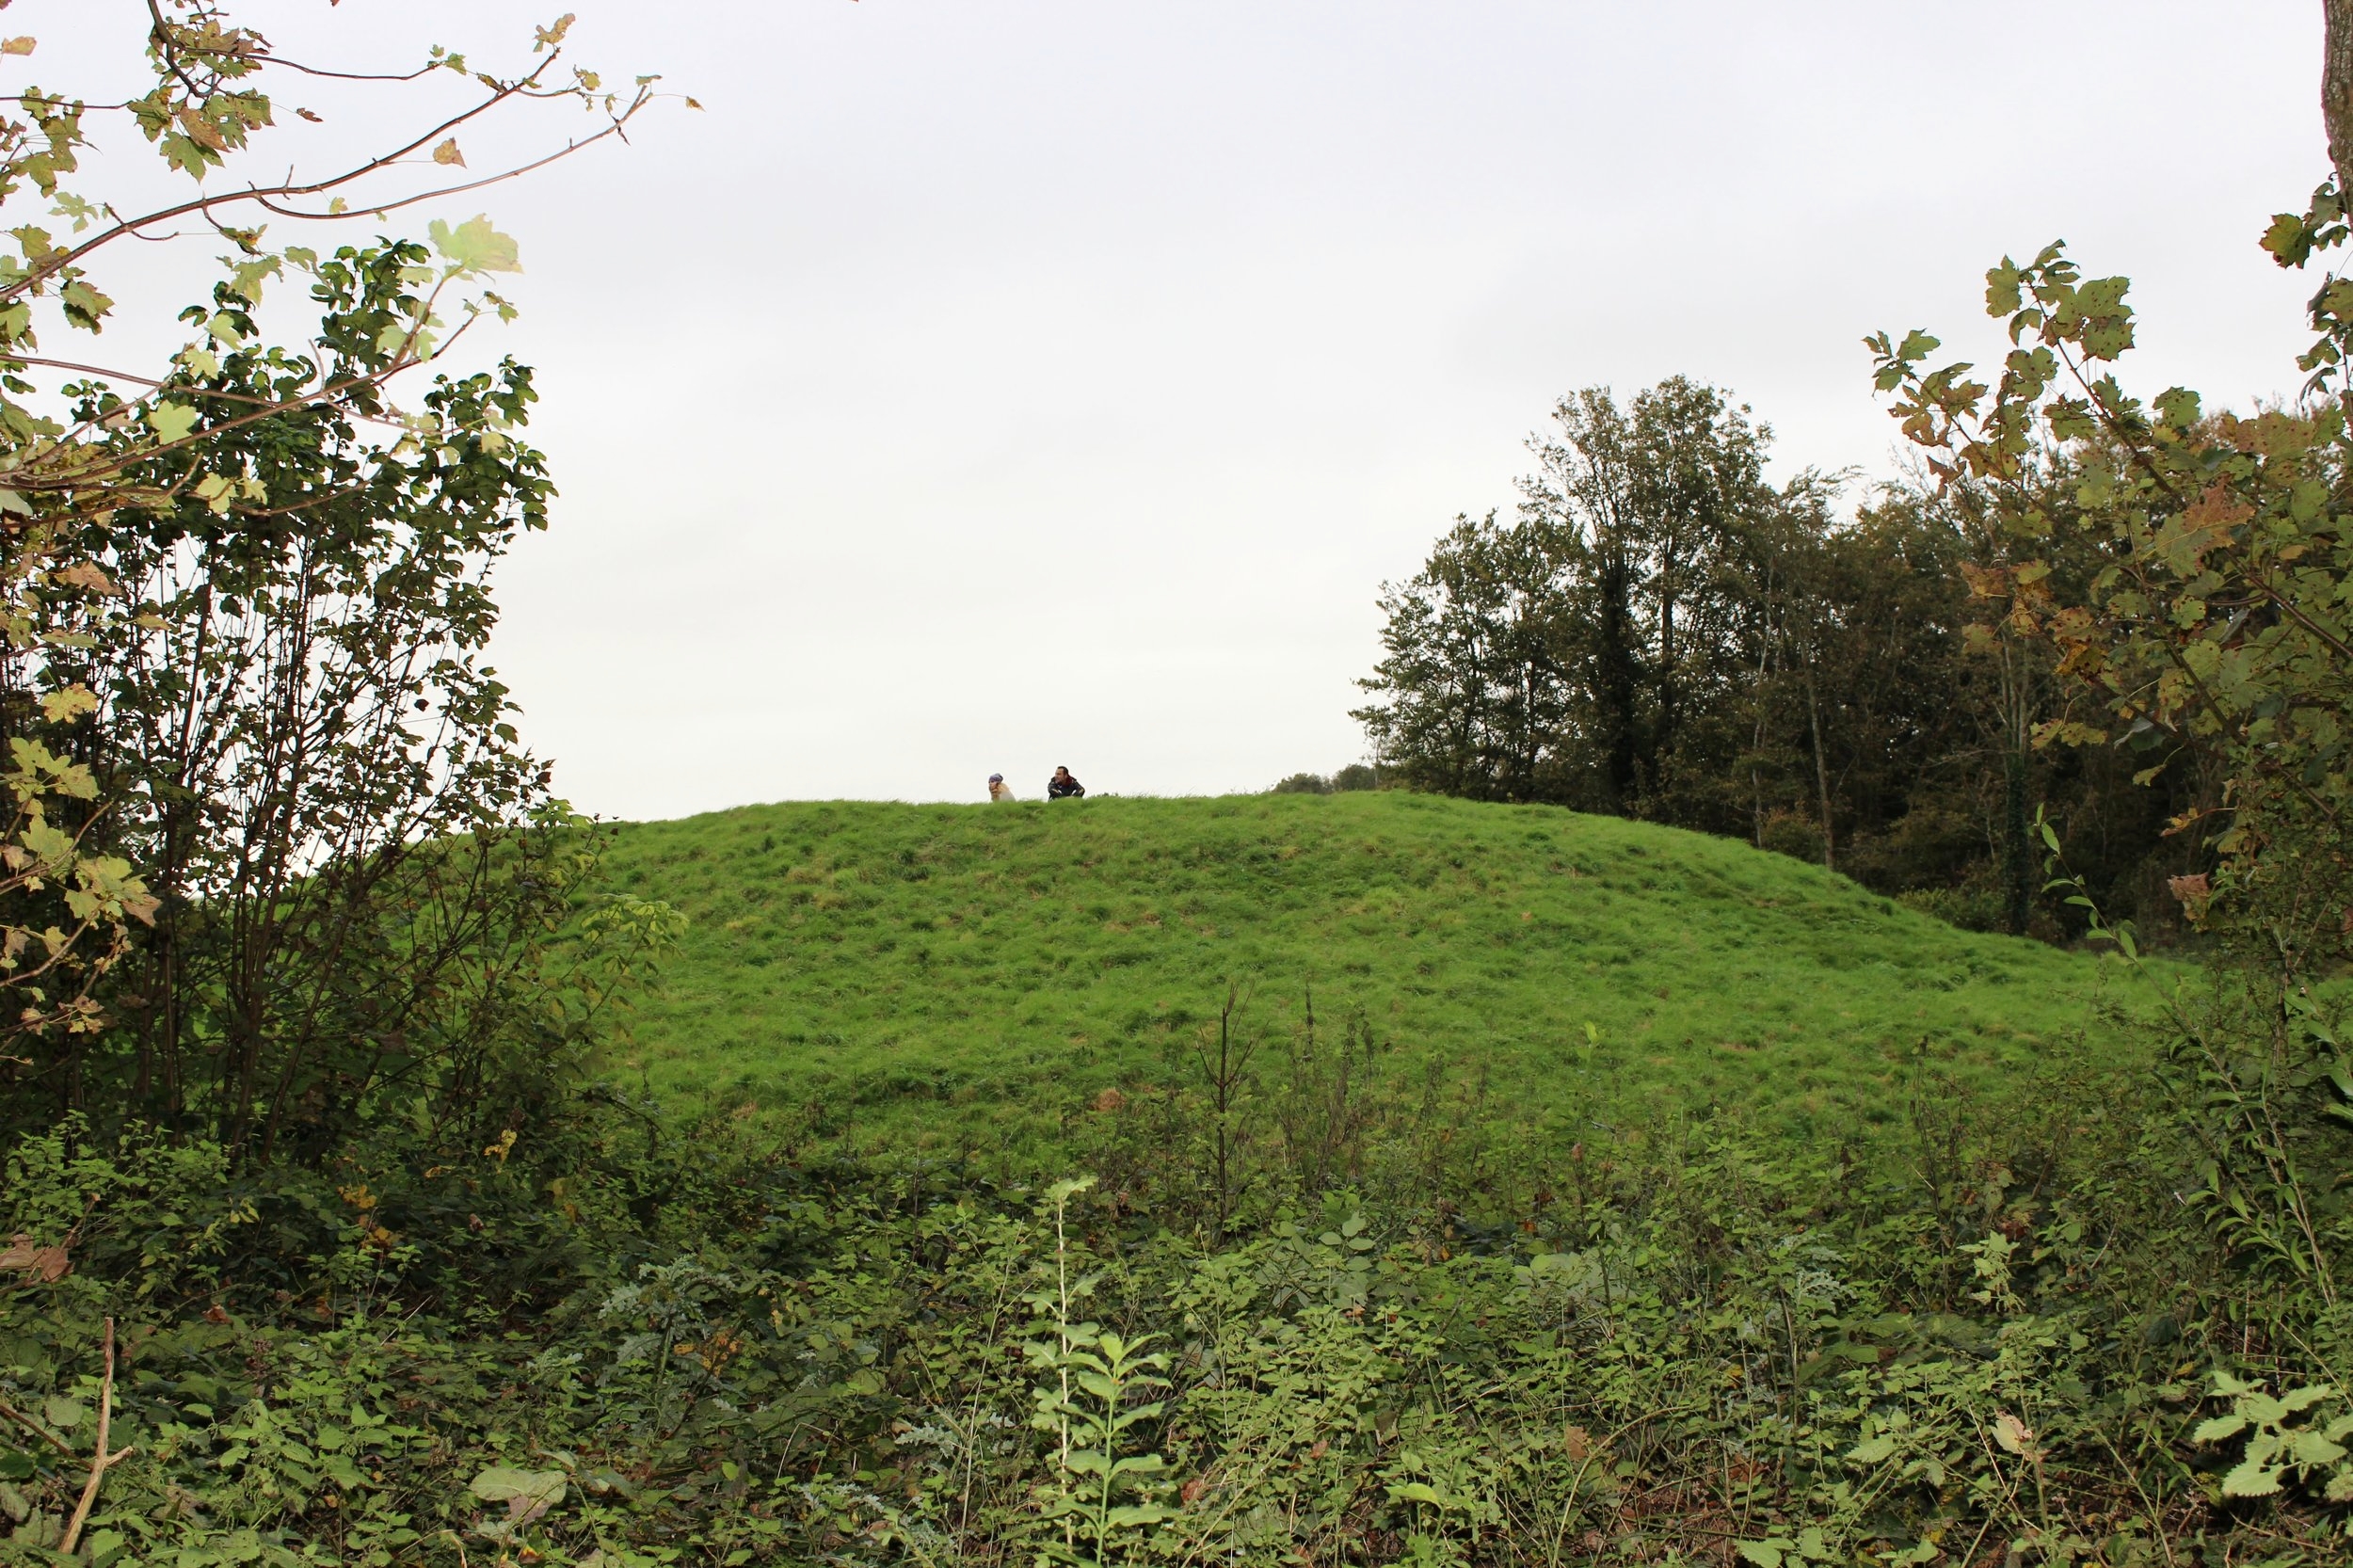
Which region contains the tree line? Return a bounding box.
[1350,376,2208,938]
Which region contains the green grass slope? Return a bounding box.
[596,792,2148,1152]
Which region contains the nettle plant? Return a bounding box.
[2195,1371,2353,1507]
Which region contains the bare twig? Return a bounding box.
[59,1317,136,1557]
[0,51,601,309]
[0,1395,75,1458]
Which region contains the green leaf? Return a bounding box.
[2263,211,2311,264]
[2242,1393,2288,1425]
[1737,1544,1787,1568]
[2290,1431,2346,1466]
[1847,1433,1898,1464]
[468,1465,566,1508]
[2194,1414,2249,1442]
[1985,263,2023,315]
[2279,1384,2335,1413]
[2221,1455,2282,1496]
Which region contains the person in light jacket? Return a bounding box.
[988,773,1016,802]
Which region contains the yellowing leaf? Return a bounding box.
[0,38,35,57]
[38,686,97,724]
[429,214,522,275]
[147,403,199,443]
[21,820,76,868]
[431,136,467,168]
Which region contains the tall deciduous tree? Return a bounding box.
[1352,511,1575,804]
[1359,378,2196,933]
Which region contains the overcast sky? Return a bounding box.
[48,3,2331,815]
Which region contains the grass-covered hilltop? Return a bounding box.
[601,791,2143,1152]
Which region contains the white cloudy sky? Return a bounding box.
[40,2,2328,814]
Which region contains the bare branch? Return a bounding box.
[254,56,439,87]
[59,1318,135,1559]
[2,51,577,310]
[0,1395,75,1458]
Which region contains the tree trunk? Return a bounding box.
[2002,746,2033,937]
[2328,0,2353,195]
[1804,665,1835,872]
[1657,545,1679,793]
[1595,541,1641,814]
[1751,563,1777,849]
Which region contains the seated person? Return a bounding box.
[988,773,1015,802]
[1047,766,1085,799]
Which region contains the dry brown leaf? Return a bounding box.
[54,561,120,597]
[0,1233,71,1283]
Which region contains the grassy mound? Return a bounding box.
[596,792,2149,1154]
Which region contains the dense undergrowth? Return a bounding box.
[3,955,2348,1567]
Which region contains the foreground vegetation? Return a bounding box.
[600,792,2148,1153]
[3,1003,2345,1566]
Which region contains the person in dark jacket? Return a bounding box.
[1047,766,1085,799]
